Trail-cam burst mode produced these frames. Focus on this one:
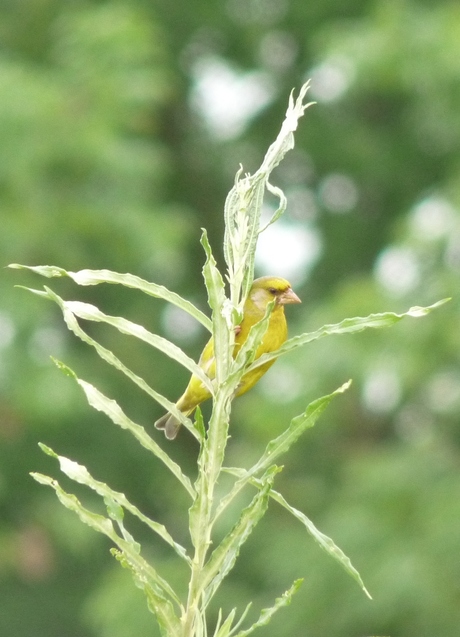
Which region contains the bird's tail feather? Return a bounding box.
[154,412,182,440]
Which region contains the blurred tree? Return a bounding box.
[1,0,459,636]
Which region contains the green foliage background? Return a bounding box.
[1,1,459,636]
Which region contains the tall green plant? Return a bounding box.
[9,82,447,637]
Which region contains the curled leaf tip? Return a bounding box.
[409,304,433,317]
[51,358,77,379]
[338,379,352,393]
[408,298,451,317]
[38,442,56,457]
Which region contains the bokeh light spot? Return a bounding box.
[308,56,355,103]
[410,196,457,240]
[256,217,322,285]
[362,367,402,414]
[319,173,359,214]
[190,56,275,140]
[374,247,421,295]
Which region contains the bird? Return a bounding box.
[155,276,301,439]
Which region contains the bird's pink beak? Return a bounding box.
[279,287,301,305]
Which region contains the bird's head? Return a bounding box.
[249,276,301,311]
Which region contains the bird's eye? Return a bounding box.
[268,287,277,295]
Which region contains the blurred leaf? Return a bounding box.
[23,284,202,441]
[218,381,351,520]
[201,465,281,604]
[30,473,182,637]
[232,579,304,637]
[224,81,314,305]
[269,490,371,599]
[9,264,212,330]
[39,443,191,564]
[249,299,451,371]
[76,378,195,498]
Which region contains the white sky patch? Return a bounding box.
[190,56,276,140]
[256,217,322,285]
[308,56,355,103]
[410,196,457,241]
[374,246,421,295]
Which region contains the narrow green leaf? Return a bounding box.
[9,263,68,278]
[214,604,253,637]
[213,608,236,637]
[39,443,191,564]
[38,286,200,441]
[226,604,252,637]
[232,579,304,637]
[76,378,195,497]
[62,297,213,393]
[201,229,232,383]
[30,474,177,600]
[258,81,314,176]
[50,357,77,378]
[247,299,451,372]
[199,230,236,503]
[200,466,280,604]
[223,81,314,305]
[31,473,182,635]
[257,181,287,234]
[193,406,206,439]
[8,263,212,331]
[224,299,274,400]
[111,549,183,637]
[104,495,125,524]
[248,381,351,476]
[31,472,114,534]
[215,382,351,522]
[270,490,372,599]
[223,168,262,307]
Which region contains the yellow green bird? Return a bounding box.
[155,276,301,439]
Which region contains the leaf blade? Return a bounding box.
[270,489,372,599]
[39,443,191,564]
[232,579,304,637]
[76,378,196,497]
[31,472,183,636]
[64,298,213,393]
[35,285,201,441]
[247,299,451,372]
[215,382,351,522]
[8,263,212,331]
[200,466,280,604]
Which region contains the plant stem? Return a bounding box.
[182,390,233,637]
